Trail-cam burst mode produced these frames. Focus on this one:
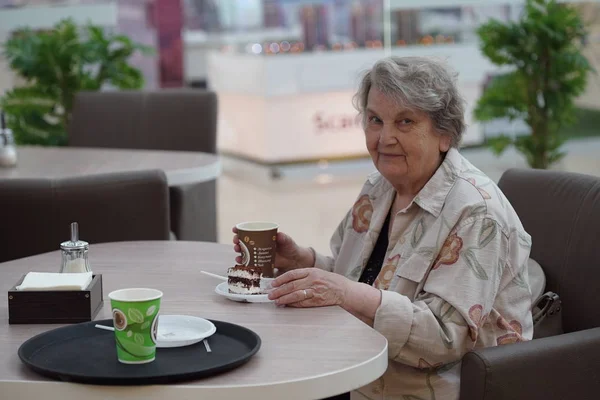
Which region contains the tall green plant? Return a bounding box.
[474,0,593,169]
[0,19,153,146]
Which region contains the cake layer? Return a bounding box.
[228,281,262,295]
[227,265,262,280]
[228,276,259,286]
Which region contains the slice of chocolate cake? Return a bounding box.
[227,265,262,295]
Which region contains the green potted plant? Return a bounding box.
[0,18,153,146]
[474,0,593,169]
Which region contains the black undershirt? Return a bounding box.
[358,209,392,285]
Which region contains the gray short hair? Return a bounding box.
[353,56,466,148]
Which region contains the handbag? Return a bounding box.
[532,291,564,339]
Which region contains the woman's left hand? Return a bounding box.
[267,268,352,308]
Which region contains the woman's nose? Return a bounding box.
[379,124,397,145]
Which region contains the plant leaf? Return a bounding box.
[134,333,145,345]
[1,17,148,146]
[486,135,514,156]
[436,360,461,374]
[474,73,528,123]
[517,230,532,247]
[514,271,529,289]
[416,246,436,259]
[336,220,346,241]
[464,249,489,280]
[440,302,457,322]
[467,203,488,220]
[498,260,505,277]
[412,218,425,248]
[479,219,498,248]
[474,0,593,169]
[128,308,144,324]
[439,324,454,349]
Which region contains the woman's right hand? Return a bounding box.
[232,227,314,274]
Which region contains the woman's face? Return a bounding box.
[365,87,451,193]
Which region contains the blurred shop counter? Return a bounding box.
[204,44,498,166]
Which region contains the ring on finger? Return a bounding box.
[303,289,308,299]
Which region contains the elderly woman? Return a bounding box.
[234,56,533,400]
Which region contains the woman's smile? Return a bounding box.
[378,152,405,159]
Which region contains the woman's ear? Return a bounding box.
[439,134,451,153]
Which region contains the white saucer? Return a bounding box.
[156,315,217,348]
[215,282,273,303]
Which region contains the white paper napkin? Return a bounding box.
[16,272,93,291]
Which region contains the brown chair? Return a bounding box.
[0,170,170,263]
[460,169,600,400]
[67,89,218,242]
[68,89,217,153]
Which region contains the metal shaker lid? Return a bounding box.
[60,222,89,251]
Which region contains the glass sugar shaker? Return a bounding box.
[59,222,92,273]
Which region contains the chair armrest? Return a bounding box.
[460,328,600,400]
[169,180,217,242]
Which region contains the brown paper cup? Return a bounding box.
[236,222,278,278]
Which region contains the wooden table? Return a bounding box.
[0,146,221,241]
[0,241,388,400]
[0,146,221,186]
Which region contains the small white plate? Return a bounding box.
[156,315,216,348]
[215,282,273,303]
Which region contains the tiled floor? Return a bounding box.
[217,138,600,255]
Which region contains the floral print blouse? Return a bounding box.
[313,148,534,400]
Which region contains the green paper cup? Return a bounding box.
[108,288,163,364]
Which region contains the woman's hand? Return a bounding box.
[266,268,351,307]
[232,227,314,274]
[268,268,384,326]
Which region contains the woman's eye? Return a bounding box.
[368,116,382,124]
[399,118,413,125]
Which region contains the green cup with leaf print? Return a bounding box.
[108,288,163,364]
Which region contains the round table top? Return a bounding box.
[0,241,388,400]
[0,146,221,185]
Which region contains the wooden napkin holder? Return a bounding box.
[7,274,104,325]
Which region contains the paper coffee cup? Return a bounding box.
[236,221,278,278]
[108,288,163,364]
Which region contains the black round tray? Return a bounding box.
[18,318,261,385]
